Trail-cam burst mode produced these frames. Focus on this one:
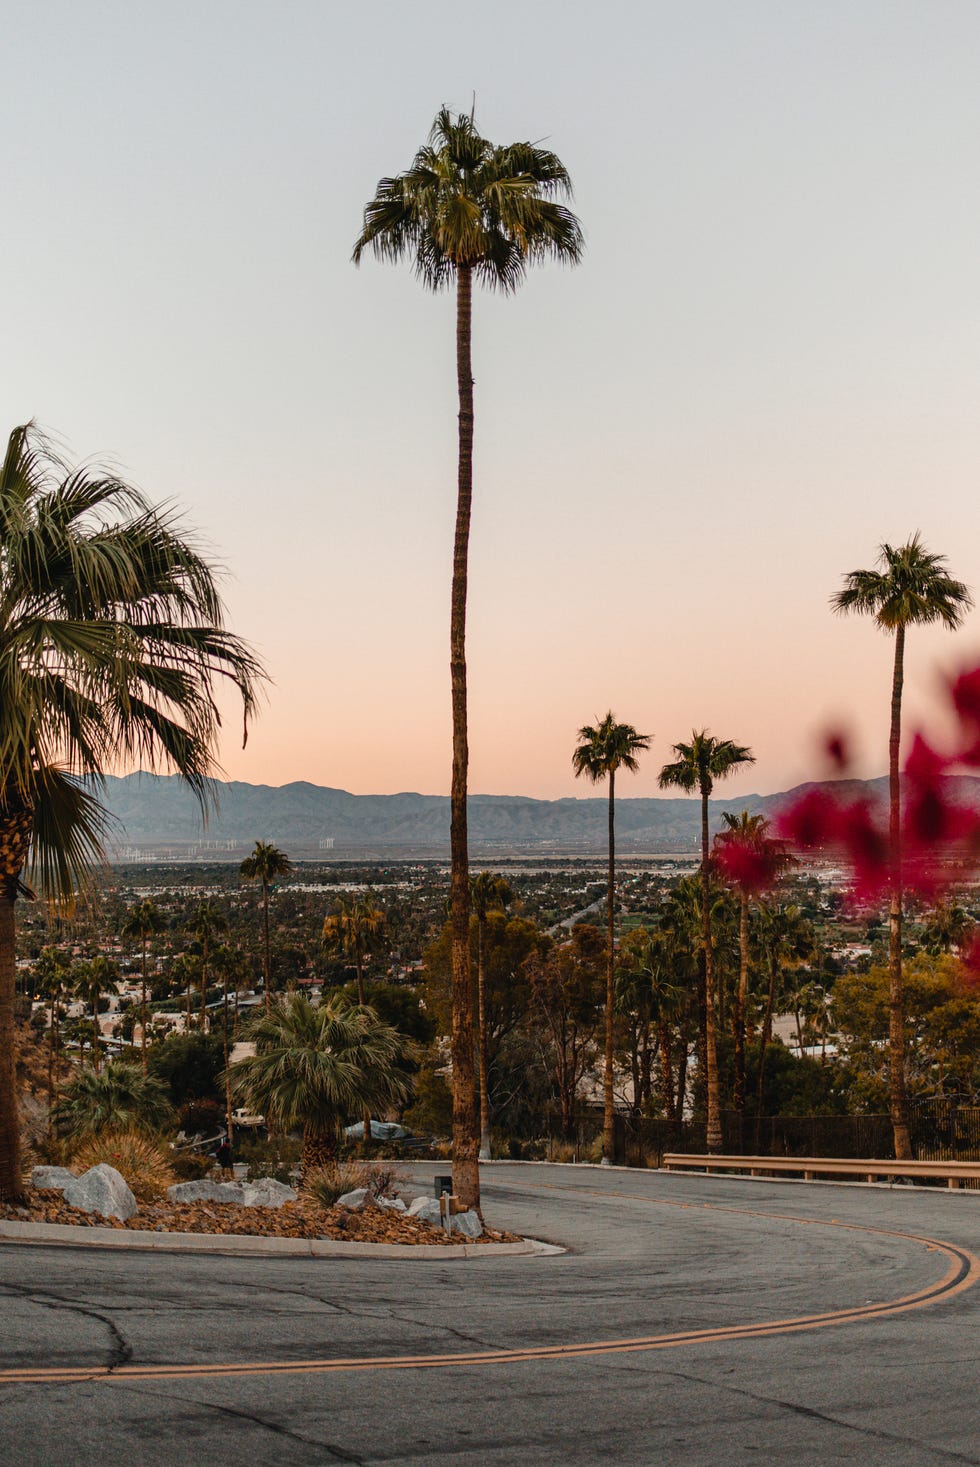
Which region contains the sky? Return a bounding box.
[2,1,979,803]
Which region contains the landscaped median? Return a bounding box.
[0,1163,546,1258]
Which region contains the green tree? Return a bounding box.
[752,902,815,1145]
[321,895,386,1005]
[833,535,971,1159]
[186,900,229,1028]
[0,423,260,1200]
[573,713,651,1164]
[239,841,292,1013]
[527,925,605,1141]
[53,1061,172,1142]
[120,899,165,1073]
[72,955,119,1072]
[354,108,583,1212]
[659,731,754,1152]
[714,811,794,1126]
[148,1030,225,1107]
[920,898,974,956]
[229,994,413,1174]
[30,947,71,1113]
[470,872,514,1158]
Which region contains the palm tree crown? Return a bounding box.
[572,713,650,785]
[352,106,584,289]
[229,994,412,1173]
[239,841,292,889]
[658,731,755,802]
[831,534,971,631]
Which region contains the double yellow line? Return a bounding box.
[2,1203,976,1385]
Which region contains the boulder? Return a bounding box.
[62,1164,138,1221]
[377,1196,407,1212]
[407,1196,445,1227]
[167,1180,246,1205]
[31,1166,76,1192]
[240,1178,297,1209]
[335,1187,378,1211]
[450,1209,484,1239]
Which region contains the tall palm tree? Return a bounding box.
[659,731,754,1153]
[469,872,514,1159]
[72,955,119,1072]
[833,535,971,1159]
[239,840,292,1013]
[229,994,412,1175]
[0,423,260,1200]
[354,107,583,1210]
[186,900,229,1028]
[120,899,165,1073]
[714,811,794,1131]
[322,894,387,1149]
[573,713,651,1164]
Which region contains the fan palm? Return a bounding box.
[0,423,261,1200]
[239,840,292,1013]
[186,899,229,1028]
[714,811,794,1128]
[469,872,514,1159]
[573,712,651,1164]
[354,106,583,1210]
[833,534,971,1159]
[53,1061,172,1141]
[921,897,974,955]
[228,994,413,1174]
[659,732,754,1152]
[120,899,165,1073]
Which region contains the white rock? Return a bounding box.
[450,1209,484,1239]
[31,1166,76,1192]
[377,1196,407,1212]
[407,1196,446,1227]
[63,1164,138,1221]
[167,1180,245,1205]
[240,1178,297,1209]
[335,1187,377,1210]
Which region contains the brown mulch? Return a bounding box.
[0,1191,519,1247]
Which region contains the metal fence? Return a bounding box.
[600,1099,980,1166]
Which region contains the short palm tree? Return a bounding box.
[321,895,386,1006]
[573,713,651,1164]
[239,840,292,1013]
[228,994,412,1174]
[469,872,514,1159]
[186,900,229,1028]
[659,731,754,1153]
[120,899,165,1073]
[53,1061,172,1142]
[921,897,974,955]
[833,535,971,1159]
[354,107,583,1211]
[0,423,261,1201]
[714,811,794,1129]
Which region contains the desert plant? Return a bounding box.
[71,1127,176,1200]
[53,1062,173,1141]
[303,1159,374,1207]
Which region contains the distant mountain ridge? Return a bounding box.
[95,770,980,859]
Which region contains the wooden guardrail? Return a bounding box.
[661,1153,980,1189]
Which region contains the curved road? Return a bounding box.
[2,1163,980,1464]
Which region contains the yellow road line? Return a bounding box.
[2,1197,976,1385]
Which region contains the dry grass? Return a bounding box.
[71,1128,176,1201]
[303,1160,409,1208]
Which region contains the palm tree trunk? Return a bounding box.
[732,891,749,1132]
[140,935,148,1074]
[263,879,271,1015]
[223,981,233,1169]
[889,626,913,1160]
[754,951,778,1151]
[658,1019,674,1116]
[702,789,722,1153]
[200,935,209,1028]
[477,914,491,1160]
[0,891,23,1201]
[602,769,617,1164]
[449,262,479,1212]
[185,971,192,1033]
[355,953,371,1154]
[302,1127,336,1177]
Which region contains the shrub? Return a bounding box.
[177,1099,225,1138]
[303,1160,374,1207]
[171,1150,212,1182]
[71,1128,176,1200]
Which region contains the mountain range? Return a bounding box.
[93,770,980,860]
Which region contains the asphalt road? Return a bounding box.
[2,1163,980,1466]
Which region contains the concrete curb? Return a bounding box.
[0,1218,558,1259]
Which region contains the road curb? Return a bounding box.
[0,1218,557,1259]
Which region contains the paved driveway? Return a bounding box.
[2,1163,979,1465]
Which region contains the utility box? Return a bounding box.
[434,1174,453,1198]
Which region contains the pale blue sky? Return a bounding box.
[3,1,979,798]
